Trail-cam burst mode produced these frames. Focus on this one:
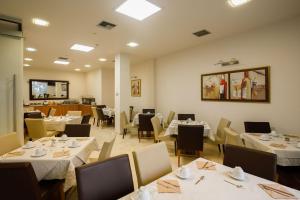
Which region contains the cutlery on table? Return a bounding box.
[195,176,205,185]
[224,180,243,188]
[260,184,294,197]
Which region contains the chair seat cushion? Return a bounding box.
[87,150,100,163]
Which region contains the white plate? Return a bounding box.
[259,137,271,141]
[130,189,155,200]
[30,151,47,157]
[228,172,245,181]
[23,145,35,149]
[68,144,80,148]
[175,171,194,179]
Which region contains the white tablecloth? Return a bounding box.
[165,120,211,138]
[241,133,300,166]
[132,113,163,126]
[102,108,115,117]
[44,116,82,131]
[0,137,98,191]
[120,157,300,200]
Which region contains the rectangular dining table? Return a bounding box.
[102,107,115,117]
[0,137,98,191]
[44,116,82,132]
[120,157,300,200]
[241,133,300,166]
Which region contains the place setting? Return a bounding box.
[196,160,216,170]
[175,166,194,180]
[130,186,157,200]
[30,147,47,158]
[258,183,297,199]
[22,140,36,149]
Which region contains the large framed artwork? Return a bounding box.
[131,79,141,97]
[201,66,270,102]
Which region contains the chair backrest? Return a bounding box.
[151,116,163,141]
[244,121,271,133]
[64,124,91,137]
[133,142,172,187]
[97,105,106,109]
[0,162,41,200]
[48,108,56,117]
[98,136,116,162]
[223,144,277,181]
[177,114,195,121]
[224,127,243,146]
[25,119,47,139]
[27,112,42,118]
[81,115,91,124]
[0,132,21,156]
[167,111,175,124]
[76,154,134,200]
[177,125,204,151]
[96,108,106,120]
[91,107,98,118]
[216,118,231,142]
[142,109,155,114]
[138,114,154,132]
[67,111,82,116]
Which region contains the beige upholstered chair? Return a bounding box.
[224,127,243,146]
[91,107,98,125]
[88,136,116,163]
[214,118,231,153]
[121,111,137,139]
[133,142,172,187]
[67,111,82,116]
[0,132,21,156]
[163,111,175,128]
[25,119,58,139]
[48,108,56,117]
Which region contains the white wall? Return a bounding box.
[85,68,102,104]
[101,68,115,107]
[155,17,300,134]
[23,68,87,103]
[130,60,156,112]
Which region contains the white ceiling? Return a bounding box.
[1,0,300,72]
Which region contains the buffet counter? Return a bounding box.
[25,104,92,116]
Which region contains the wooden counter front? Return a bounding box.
[31,104,92,116]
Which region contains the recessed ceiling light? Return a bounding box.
[24,64,30,67]
[32,18,50,26]
[227,0,251,7]
[116,0,161,21]
[70,44,94,52]
[26,47,37,52]
[99,58,107,62]
[54,60,70,65]
[84,64,91,68]
[74,68,81,71]
[127,42,139,47]
[24,58,33,61]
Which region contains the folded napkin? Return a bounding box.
[76,138,89,141]
[270,143,287,149]
[252,133,263,137]
[258,184,296,199]
[196,161,216,170]
[157,179,181,193]
[40,138,51,143]
[53,150,70,158]
[4,150,25,158]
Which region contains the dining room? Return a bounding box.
[0,0,300,200]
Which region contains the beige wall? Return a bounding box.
[23,68,87,103]
[85,68,102,104]
[154,17,300,134]
[101,68,115,107]
[130,60,156,112]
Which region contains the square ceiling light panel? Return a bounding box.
[116,0,161,21]
[227,0,251,7]
[70,44,94,52]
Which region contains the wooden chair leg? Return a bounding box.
[138,131,141,142]
[122,129,126,139]
[93,118,95,125]
[174,141,177,156]
[218,144,221,153]
[177,150,180,167]
[222,144,225,153]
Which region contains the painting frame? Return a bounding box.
[131,79,141,97]
[201,66,270,102]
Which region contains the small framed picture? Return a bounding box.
[201,73,229,100]
[131,79,141,97]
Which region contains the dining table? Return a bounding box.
[132,113,163,126]
[241,133,300,166]
[102,107,115,117]
[0,136,98,191]
[44,116,82,132]
[164,120,212,139]
[120,157,300,200]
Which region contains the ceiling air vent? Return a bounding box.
[58,57,68,60]
[193,29,210,37]
[97,21,116,30]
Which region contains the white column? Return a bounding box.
[114,53,130,133]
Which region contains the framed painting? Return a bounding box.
[229,67,270,102]
[201,72,229,100]
[131,79,141,97]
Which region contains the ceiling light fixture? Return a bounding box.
[116,0,161,21]
[24,58,33,61]
[127,42,139,47]
[70,44,94,52]
[74,68,81,71]
[32,18,50,26]
[54,60,70,65]
[26,47,37,52]
[84,64,91,68]
[227,0,251,7]
[99,58,107,62]
[24,64,30,67]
